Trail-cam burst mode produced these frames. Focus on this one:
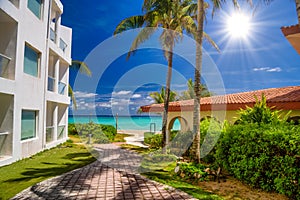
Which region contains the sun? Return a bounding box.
[226,12,251,38]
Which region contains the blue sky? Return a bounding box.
[61,0,300,116]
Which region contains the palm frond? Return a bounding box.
[114,15,145,35]
[68,84,77,110]
[127,27,157,59]
[70,60,91,77]
[203,32,220,53]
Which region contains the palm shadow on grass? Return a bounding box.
[5,152,96,183]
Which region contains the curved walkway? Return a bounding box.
[12,144,196,200]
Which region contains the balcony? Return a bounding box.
[0,93,13,161]
[0,53,11,79]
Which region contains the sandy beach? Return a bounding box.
[117,130,150,148]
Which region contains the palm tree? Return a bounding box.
[191,0,272,163]
[180,78,211,100]
[150,87,177,103]
[69,60,91,109]
[114,0,201,149]
[296,0,300,25]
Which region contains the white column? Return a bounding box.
[53,103,58,141]
[55,12,61,45]
[54,57,60,93]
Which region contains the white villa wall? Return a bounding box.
[0,0,72,167]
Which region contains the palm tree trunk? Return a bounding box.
[296,0,300,25]
[191,0,204,163]
[162,49,173,152]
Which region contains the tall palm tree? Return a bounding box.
[114,0,202,149]
[296,0,300,25]
[191,0,272,163]
[150,87,177,103]
[69,60,91,109]
[180,78,211,100]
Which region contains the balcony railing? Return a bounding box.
[57,125,65,140]
[0,53,11,79]
[58,81,66,95]
[46,126,54,143]
[50,28,56,42]
[59,38,67,52]
[48,76,55,92]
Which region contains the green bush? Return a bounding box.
[176,162,207,181]
[68,123,117,144]
[215,123,300,198]
[144,130,178,150]
[235,94,288,125]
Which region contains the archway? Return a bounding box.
[168,116,189,133]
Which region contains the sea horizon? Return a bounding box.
[69,115,180,131]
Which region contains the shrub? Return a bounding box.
[69,123,117,144]
[235,94,288,125]
[144,130,178,150]
[176,162,207,181]
[215,123,300,198]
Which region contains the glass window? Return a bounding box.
[27,0,42,19]
[24,45,39,77]
[21,110,37,140]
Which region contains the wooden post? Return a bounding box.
[116,113,118,132]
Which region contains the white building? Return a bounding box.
[0,0,72,167]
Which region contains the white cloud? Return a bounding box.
[132,94,142,99]
[97,102,111,108]
[266,67,282,72]
[74,91,97,98]
[253,67,282,72]
[112,90,131,96]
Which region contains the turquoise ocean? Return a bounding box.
[69,116,180,131]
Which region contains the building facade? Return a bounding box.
[141,86,300,132]
[0,0,72,167]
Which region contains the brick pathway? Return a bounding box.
[12,144,196,200]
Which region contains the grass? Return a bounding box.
[121,145,223,200]
[113,133,133,142]
[0,141,96,200]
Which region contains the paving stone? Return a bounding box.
[11,144,196,200]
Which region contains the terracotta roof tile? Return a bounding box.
[281,24,300,36]
[141,86,300,112]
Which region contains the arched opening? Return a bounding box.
[168,116,188,132]
[287,116,300,125]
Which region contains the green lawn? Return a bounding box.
[0,141,96,200]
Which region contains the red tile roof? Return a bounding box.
[141,86,300,112]
[281,24,300,55]
[281,24,300,36]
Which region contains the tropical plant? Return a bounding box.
[150,87,177,103]
[235,94,289,125]
[69,60,91,109]
[179,78,211,100]
[114,0,218,151]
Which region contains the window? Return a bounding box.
[21,110,37,140]
[27,0,42,19]
[24,44,39,77]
